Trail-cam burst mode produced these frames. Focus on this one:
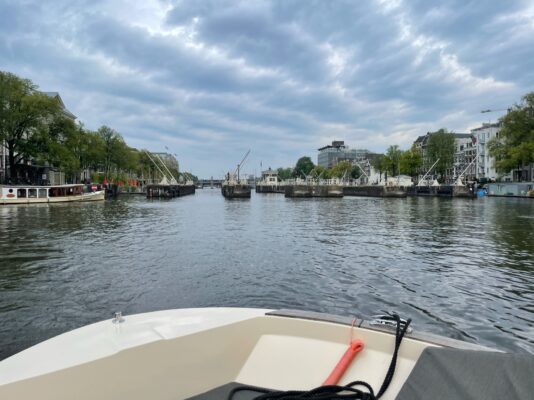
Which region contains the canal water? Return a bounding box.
[1,190,533,359]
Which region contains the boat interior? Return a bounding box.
[0,308,532,400]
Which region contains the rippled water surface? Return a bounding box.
[1,190,533,359]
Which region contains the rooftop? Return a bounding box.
[43,92,76,120]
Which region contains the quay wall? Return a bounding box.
[343,186,407,198]
[285,185,343,198]
[256,185,285,194]
[146,184,195,198]
[407,186,475,198]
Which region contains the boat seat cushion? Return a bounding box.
[395,347,534,400]
[186,382,267,400]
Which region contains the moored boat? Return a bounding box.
[0,184,105,205]
[221,180,252,199]
[0,307,531,400]
[222,150,252,199]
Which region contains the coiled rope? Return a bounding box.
[228,314,411,400]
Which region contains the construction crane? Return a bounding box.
[234,150,251,182]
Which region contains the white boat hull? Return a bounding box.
[0,190,105,205]
[0,307,498,400]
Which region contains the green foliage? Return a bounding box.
[371,154,385,172]
[330,160,352,178]
[293,156,315,177]
[0,71,195,184]
[309,165,331,179]
[351,165,362,179]
[427,129,456,180]
[399,147,422,177]
[276,167,293,180]
[97,125,138,178]
[0,71,62,180]
[382,145,402,176]
[489,92,534,178]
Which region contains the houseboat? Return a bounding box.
[0,184,105,205]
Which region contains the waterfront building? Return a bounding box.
[414,132,473,181]
[471,122,503,182]
[450,134,476,183]
[317,140,372,168]
[470,122,534,182]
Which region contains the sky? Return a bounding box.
[1,0,533,178]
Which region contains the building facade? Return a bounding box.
[414,132,473,182]
[317,141,371,168]
[450,134,475,183]
[471,123,501,182]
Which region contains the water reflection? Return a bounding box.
[0,191,533,360]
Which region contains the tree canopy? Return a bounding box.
[426,129,456,181]
[488,91,534,179]
[382,145,402,176]
[0,71,190,185]
[399,147,422,177]
[0,71,62,180]
[276,167,293,180]
[294,156,315,177]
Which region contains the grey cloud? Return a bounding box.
[0,0,532,176]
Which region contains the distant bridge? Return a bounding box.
[197,179,223,188]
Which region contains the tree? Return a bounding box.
[371,154,386,181]
[0,71,62,181]
[488,92,534,181]
[427,129,456,181]
[383,145,402,176]
[399,147,422,178]
[330,160,352,178]
[309,165,331,179]
[351,165,362,179]
[293,156,315,178]
[276,167,293,180]
[44,116,79,181]
[97,125,134,178]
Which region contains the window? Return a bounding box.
[17,189,27,198]
[38,189,48,198]
[28,189,37,198]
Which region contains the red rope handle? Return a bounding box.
[322,339,364,386]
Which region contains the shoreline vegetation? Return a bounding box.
[0,71,197,187]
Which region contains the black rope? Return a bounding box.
[227,314,411,400]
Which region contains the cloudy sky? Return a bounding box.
[1,0,533,177]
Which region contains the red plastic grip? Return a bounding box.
[322,339,364,386]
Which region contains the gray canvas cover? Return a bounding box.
[395,347,534,400]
